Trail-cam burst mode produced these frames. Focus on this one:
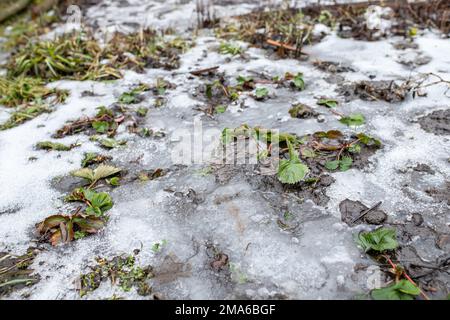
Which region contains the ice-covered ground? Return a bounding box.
[0,0,449,299]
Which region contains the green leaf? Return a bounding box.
[86,206,102,217]
[74,231,87,240]
[325,160,339,170]
[339,156,353,171]
[151,239,168,253]
[83,189,113,216]
[396,280,421,296]
[255,87,269,99]
[236,75,253,86]
[216,105,226,113]
[301,148,316,158]
[408,27,418,37]
[71,167,95,182]
[219,42,243,55]
[221,127,234,144]
[72,216,105,233]
[348,144,361,153]
[277,140,309,184]
[108,177,120,186]
[314,130,343,139]
[371,280,420,300]
[81,153,96,167]
[92,164,121,182]
[92,121,110,133]
[325,157,353,171]
[36,141,73,151]
[72,164,121,184]
[99,138,125,149]
[356,133,382,147]
[81,152,106,167]
[292,73,305,91]
[340,113,366,126]
[136,107,148,117]
[95,106,113,118]
[119,92,138,104]
[356,227,398,252]
[205,84,213,99]
[317,98,338,108]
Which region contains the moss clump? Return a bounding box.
[288,103,318,119]
[79,255,153,297]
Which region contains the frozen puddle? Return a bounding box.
[0,0,449,300]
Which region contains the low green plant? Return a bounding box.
[219,42,243,55]
[81,152,110,167]
[277,140,309,184]
[340,113,366,126]
[356,227,398,253]
[66,187,114,217]
[289,73,305,91]
[36,141,77,151]
[79,254,153,297]
[371,280,420,300]
[118,88,144,104]
[37,212,105,246]
[255,87,269,100]
[215,105,226,113]
[356,133,382,147]
[151,239,168,253]
[325,156,353,171]
[99,138,126,149]
[317,98,338,108]
[72,164,121,186]
[136,107,149,117]
[107,177,120,186]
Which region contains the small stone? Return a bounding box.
[336,275,345,288]
[364,210,387,225]
[317,115,325,123]
[412,213,424,226]
[412,164,435,174]
[436,234,450,251]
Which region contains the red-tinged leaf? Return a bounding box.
[66,220,75,242]
[59,222,68,243]
[326,130,343,139]
[73,216,105,233]
[50,229,62,246]
[38,215,69,233]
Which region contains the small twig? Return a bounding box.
[189,66,219,76]
[0,257,33,276]
[385,256,430,301]
[330,108,344,117]
[266,39,309,56]
[351,201,382,224]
